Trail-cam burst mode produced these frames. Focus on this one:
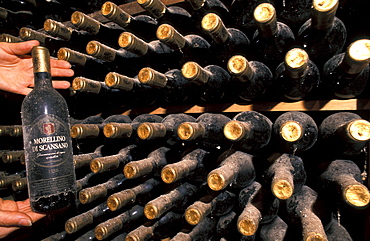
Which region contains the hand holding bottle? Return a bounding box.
[0,40,74,95]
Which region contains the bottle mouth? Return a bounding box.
[344,184,370,208]
[279,121,303,142]
[347,119,370,142]
[185,208,202,225]
[223,120,250,141]
[161,166,178,183]
[101,1,115,17]
[144,204,159,219]
[284,48,309,79]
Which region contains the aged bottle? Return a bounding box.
[136,0,195,35]
[1,150,25,165]
[251,3,295,70]
[272,111,318,153]
[107,178,162,211]
[297,0,347,69]
[0,33,23,43]
[181,61,231,103]
[325,216,353,241]
[227,55,273,102]
[21,46,77,212]
[177,113,231,149]
[70,11,124,48]
[237,181,279,237]
[185,0,230,25]
[319,159,370,208]
[207,150,256,191]
[318,112,370,158]
[171,216,217,240]
[101,1,158,41]
[0,125,22,137]
[0,170,26,189]
[185,190,236,225]
[263,153,307,200]
[223,111,272,152]
[274,48,320,101]
[156,23,211,66]
[284,185,329,241]
[201,13,250,69]
[138,67,198,105]
[0,6,40,35]
[57,47,111,82]
[258,215,288,241]
[144,182,199,219]
[73,145,103,169]
[321,39,370,99]
[12,177,27,192]
[94,205,145,240]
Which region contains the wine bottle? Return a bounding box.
[181,61,231,103]
[0,33,23,43]
[144,182,199,219]
[177,113,231,149]
[185,0,230,25]
[237,181,279,237]
[318,112,370,158]
[85,40,143,77]
[107,178,162,211]
[21,46,77,212]
[325,216,353,241]
[136,0,195,35]
[223,111,272,152]
[227,55,273,102]
[319,159,370,208]
[94,205,145,240]
[171,216,217,240]
[70,11,124,48]
[156,23,211,66]
[0,125,22,137]
[0,170,26,188]
[207,150,256,191]
[0,6,40,35]
[201,13,250,69]
[284,185,329,241]
[138,67,199,104]
[263,153,307,200]
[274,48,320,101]
[272,111,318,153]
[101,1,158,41]
[321,39,370,99]
[185,190,236,225]
[119,32,181,72]
[73,145,103,169]
[1,150,25,164]
[297,0,347,69]
[12,176,27,192]
[258,215,288,241]
[251,3,295,70]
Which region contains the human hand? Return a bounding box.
[0,40,74,95]
[0,198,45,239]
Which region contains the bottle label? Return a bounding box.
[23,114,75,199]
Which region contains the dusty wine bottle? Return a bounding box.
[223,111,272,152]
[0,6,40,34]
[207,151,256,191]
[101,1,158,41]
[21,46,77,212]
[171,216,217,240]
[321,39,370,99]
[185,0,230,25]
[297,0,347,69]
[319,159,370,208]
[11,176,27,192]
[263,153,307,200]
[227,55,273,102]
[258,215,288,241]
[181,61,231,103]
[251,3,295,70]
[237,181,279,237]
[0,125,22,137]
[1,150,25,164]
[274,48,320,101]
[0,170,26,189]
[73,145,103,169]
[0,33,23,43]
[325,216,353,241]
[272,111,318,153]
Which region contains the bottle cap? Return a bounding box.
[72,77,102,93]
[137,122,166,140]
[237,209,261,236]
[0,33,22,43]
[103,123,133,138]
[119,32,149,56]
[279,121,303,142]
[138,67,168,88]
[31,46,51,73]
[185,207,202,225]
[227,55,254,82]
[201,13,229,44]
[105,72,134,90]
[223,120,251,141]
[181,62,209,85]
[44,19,72,41]
[102,1,131,27]
[144,203,159,219]
[284,48,309,79]
[254,3,277,37]
[156,24,186,49]
[177,122,205,141]
[344,184,370,207]
[71,11,100,34]
[58,48,87,66]
[137,0,166,19]
[86,41,116,62]
[312,0,338,30]
[347,119,370,142]
[123,163,139,179]
[161,166,178,183]
[342,39,370,75]
[20,27,47,45]
[107,190,136,211]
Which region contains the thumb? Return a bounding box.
[6,40,40,56]
[0,210,32,227]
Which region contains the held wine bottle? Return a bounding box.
[263,153,307,200]
[223,111,272,152]
[251,3,295,70]
[321,39,370,99]
[274,48,320,101]
[272,111,318,154]
[181,61,231,103]
[101,1,158,41]
[227,55,273,102]
[297,0,347,69]
[21,46,77,212]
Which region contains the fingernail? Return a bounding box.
[18,219,32,227]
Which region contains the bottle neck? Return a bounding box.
[254,3,278,38]
[32,46,52,89]
[311,0,338,30]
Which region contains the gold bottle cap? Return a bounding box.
[156,24,186,49]
[312,0,338,30]
[185,208,202,225]
[107,189,136,211]
[101,1,131,27]
[79,190,91,204]
[344,184,370,207]
[280,121,303,142]
[118,32,149,56]
[347,119,370,141]
[138,67,168,88]
[224,120,251,141]
[271,179,294,200]
[0,33,23,43]
[70,124,100,139]
[201,13,229,44]
[177,122,206,141]
[303,232,327,241]
[161,166,178,183]
[31,46,51,73]
[124,163,139,179]
[181,61,209,85]
[284,48,309,79]
[341,39,370,75]
[72,77,102,93]
[105,72,134,90]
[207,172,226,191]
[103,123,133,138]
[137,0,166,19]
[20,27,47,45]
[57,48,87,66]
[137,122,166,140]
[65,220,78,234]
[86,41,116,62]
[44,19,72,41]
[227,55,254,82]
[71,11,100,35]
[237,213,261,236]
[90,159,103,173]
[254,3,277,37]
[11,178,27,192]
[144,203,159,219]
[95,225,109,240]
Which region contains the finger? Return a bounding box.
[52,80,71,89]
[50,68,74,77]
[0,210,33,227]
[5,40,40,56]
[50,59,72,69]
[16,200,46,223]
